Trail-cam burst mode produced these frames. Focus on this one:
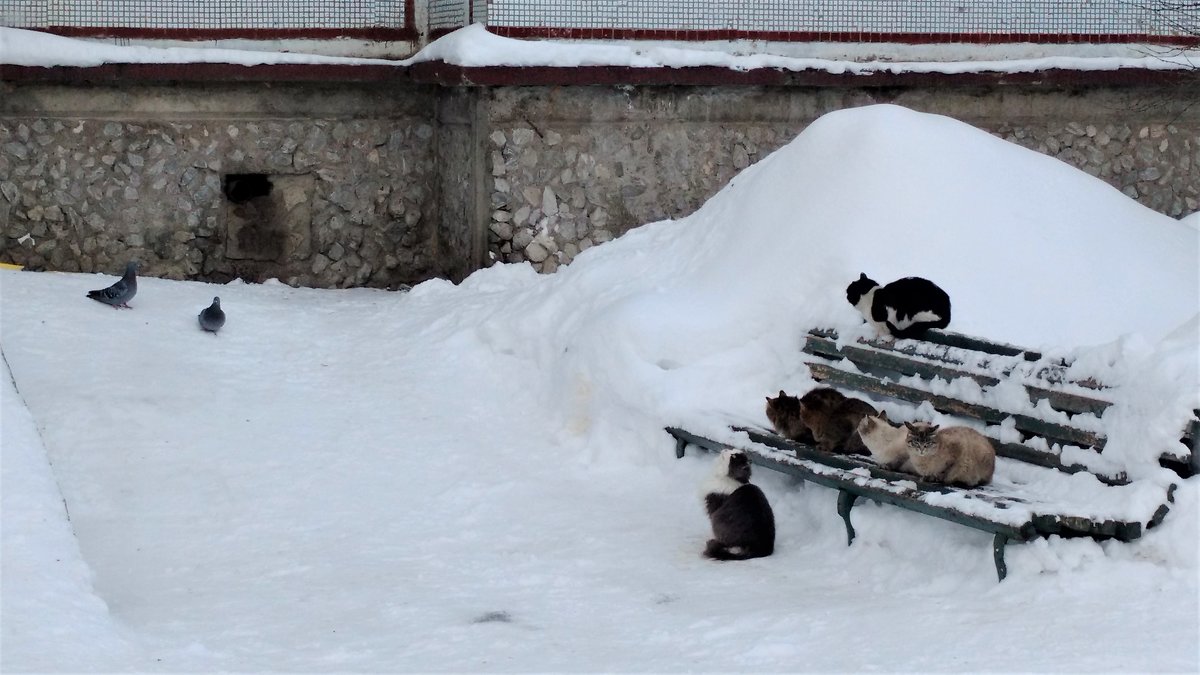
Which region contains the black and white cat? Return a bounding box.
[699,449,775,561]
[845,273,951,339]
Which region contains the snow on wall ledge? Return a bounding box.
[3,24,1199,74]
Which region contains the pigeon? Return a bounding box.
[86,260,138,308]
[198,297,225,333]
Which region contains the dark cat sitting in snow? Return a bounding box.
[700,449,775,561]
[846,273,951,339]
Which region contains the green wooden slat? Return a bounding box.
[807,363,1107,450]
[806,329,1094,389]
[1186,417,1198,453]
[921,329,1044,361]
[803,334,998,384]
[990,440,1127,485]
[802,335,1111,417]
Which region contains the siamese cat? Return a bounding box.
[855,411,913,472]
[904,421,996,487]
[700,449,775,561]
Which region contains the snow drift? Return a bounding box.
[475,104,1199,466]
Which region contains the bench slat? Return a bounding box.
[807,328,1098,389]
[803,334,1112,417]
[807,363,1107,450]
[917,329,1044,361]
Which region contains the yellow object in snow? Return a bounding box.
[0,263,24,271]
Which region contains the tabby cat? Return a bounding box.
[797,387,875,455]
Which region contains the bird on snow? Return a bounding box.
[198,297,225,333]
[86,260,138,308]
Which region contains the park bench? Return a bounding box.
[667,328,1196,581]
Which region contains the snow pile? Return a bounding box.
[2,104,1197,671]
[4,24,1198,73]
[477,104,1197,467]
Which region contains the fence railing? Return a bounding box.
[3,0,1197,45]
[2,0,416,40]
[476,0,1200,44]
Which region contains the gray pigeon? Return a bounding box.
[86,261,138,308]
[198,296,225,333]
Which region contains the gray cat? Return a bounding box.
[904,421,996,487]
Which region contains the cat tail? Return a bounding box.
[703,539,768,561]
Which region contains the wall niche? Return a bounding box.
[222,172,314,264]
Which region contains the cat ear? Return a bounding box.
[878,411,889,422]
[929,424,940,432]
[903,421,916,431]
[779,390,786,397]
[858,272,869,281]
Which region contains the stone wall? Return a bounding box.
[1,82,442,288]
[2,77,1197,285]
[483,85,1200,273]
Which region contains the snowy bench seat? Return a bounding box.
[666,328,1194,581]
[801,328,1198,480]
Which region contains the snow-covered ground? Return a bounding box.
[3,23,1198,73]
[2,105,1198,672]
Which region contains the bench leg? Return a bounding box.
[674,436,688,459]
[837,490,858,546]
[993,534,1009,582]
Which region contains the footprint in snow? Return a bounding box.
[471,610,514,624]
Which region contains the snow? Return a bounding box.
[3,104,1198,671]
[4,23,1199,74]
[413,23,1200,73]
[0,26,401,67]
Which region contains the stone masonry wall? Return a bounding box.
[2,79,1196,284]
[484,85,1200,273]
[0,82,442,288]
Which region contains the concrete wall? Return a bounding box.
[2,78,1197,285]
